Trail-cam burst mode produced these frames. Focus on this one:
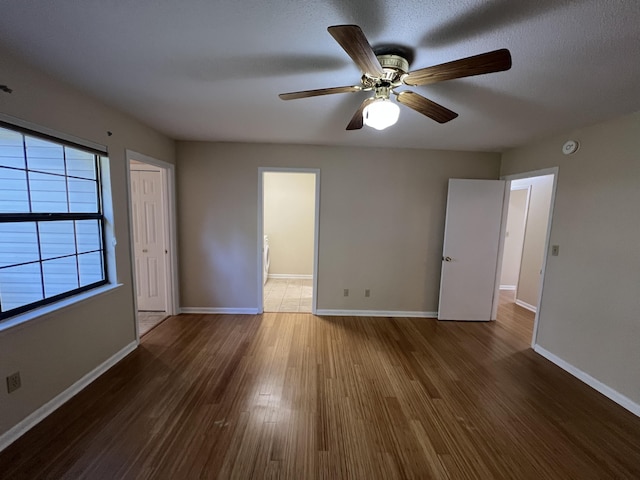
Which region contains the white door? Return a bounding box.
[131,169,167,311]
[438,179,506,321]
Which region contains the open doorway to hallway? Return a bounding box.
[496,172,556,345]
[260,169,319,313]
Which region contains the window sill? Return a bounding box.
[0,283,124,336]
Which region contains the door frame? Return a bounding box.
[257,167,320,314]
[126,150,179,342]
[495,167,558,347]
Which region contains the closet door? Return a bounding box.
[131,169,166,311]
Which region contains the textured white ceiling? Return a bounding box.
[1,0,639,151]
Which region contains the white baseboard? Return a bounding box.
[515,299,537,312]
[534,345,640,417]
[315,309,437,318]
[180,307,259,315]
[500,285,516,291]
[0,340,137,453]
[267,274,313,280]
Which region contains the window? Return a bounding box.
[0,123,108,321]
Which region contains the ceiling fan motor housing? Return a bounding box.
[362,54,410,92]
[378,54,409,74]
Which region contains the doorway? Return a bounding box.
[258,168,319,314]
[127,152,177,338]
[497,170,557,345]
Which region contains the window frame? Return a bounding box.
[0,120,109,321]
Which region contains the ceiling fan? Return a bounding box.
[279,25,512,130]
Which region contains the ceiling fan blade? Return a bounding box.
[279,85,362,100]
[327,25,385,77]
[403,49,511,86]
[346,97,376,130]
[396,91,458,123]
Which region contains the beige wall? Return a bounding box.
[264,172,315,276]
[500,188,528,288]
[176,142,500,312]
[515,175,553,308]
[501,111,640,406]
[0,47,175,438]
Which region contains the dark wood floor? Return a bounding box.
[496,289,535,345]
[2,297,640,479]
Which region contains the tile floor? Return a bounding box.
[263,277,313,312]
[138,311,168,336]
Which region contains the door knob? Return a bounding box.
[443,256,452,262]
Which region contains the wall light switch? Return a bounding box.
[551,245,560,256]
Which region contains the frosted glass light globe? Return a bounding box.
[363,99,400,130]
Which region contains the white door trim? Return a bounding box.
[258,167,320,315]
[126,150,179,343]
[498,167,559,347]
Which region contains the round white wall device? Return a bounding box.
[562,140,579,155]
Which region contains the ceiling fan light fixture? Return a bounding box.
[279,25,511,129]
[363,98,400,130]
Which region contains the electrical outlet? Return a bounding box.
[6,372,21,393]
[343,289,349,297]
[365,289,370,297]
